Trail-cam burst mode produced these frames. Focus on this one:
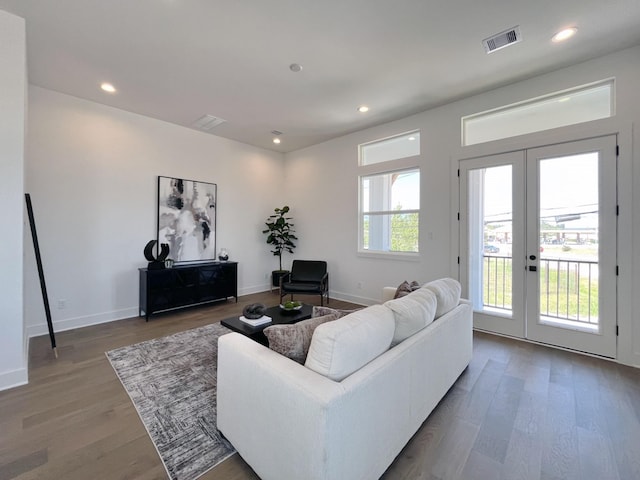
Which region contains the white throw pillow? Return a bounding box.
[384,287,437,345]
[305,305,395,382]
[423,278,462,318]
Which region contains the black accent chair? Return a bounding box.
[280,260,329,306]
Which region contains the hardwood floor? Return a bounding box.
[1,291,639,480]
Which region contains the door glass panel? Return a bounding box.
[538,153,599,332]
[468,165,513,315]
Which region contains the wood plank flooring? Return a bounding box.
[1,291,639,480]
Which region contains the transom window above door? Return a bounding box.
[462,79,614,146]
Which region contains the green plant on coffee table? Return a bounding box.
[281,300,302,310]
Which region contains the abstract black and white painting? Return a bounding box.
[157,176,217,263]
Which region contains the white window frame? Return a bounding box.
[358,130,421,259]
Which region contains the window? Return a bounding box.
[360,131,420,165]
[462,79,614,146]
[358,131,420,255]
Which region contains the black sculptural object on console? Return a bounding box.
[144,240,170,270]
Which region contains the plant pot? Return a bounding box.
[272,270,290,288]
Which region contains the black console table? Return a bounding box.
[139,262,238,320]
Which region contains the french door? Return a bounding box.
[460,136,617,358]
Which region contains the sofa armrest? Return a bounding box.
[382,286,397,302]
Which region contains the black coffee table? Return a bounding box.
[220,304,313,345]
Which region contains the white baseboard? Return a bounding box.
[25,288,280,339]
[238,283,273,296]
[632,349,640,368]
[328,290,374,307]
[0,367,28,392]
[26,307,139,338]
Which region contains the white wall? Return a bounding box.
[24,87,285,337]
[285,45,640,367]
[0,11,27,390]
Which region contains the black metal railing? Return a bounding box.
[539,258,598,324]
[483,255,599,324]
[483,255,512,311]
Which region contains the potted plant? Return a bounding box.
[263,206,298,288]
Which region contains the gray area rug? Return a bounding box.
[106,322,236,480]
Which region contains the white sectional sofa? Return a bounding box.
[217,278,472,480]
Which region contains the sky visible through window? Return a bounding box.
[392,171,420,210]
[483,153,598,230]
[362,170,419,212]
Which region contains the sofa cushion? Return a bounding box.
[394,280,420,299]
[423,278,462,318]
[384,287,437,345]
[305,305,395,381]
[312,305,361,319]
[263,313,339,364]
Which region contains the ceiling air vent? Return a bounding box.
[191,114,227,131]
[483,26,522,54]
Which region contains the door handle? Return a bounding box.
[529,266,537,272]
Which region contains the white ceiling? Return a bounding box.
[2,0,640,153]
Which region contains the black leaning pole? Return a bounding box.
[25,193,58,358]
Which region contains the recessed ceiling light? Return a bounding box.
[289,63,303,72]
[100,82,116,93]
[357,105,369,113]
[273,138,281,144]
[552,27,577,43]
